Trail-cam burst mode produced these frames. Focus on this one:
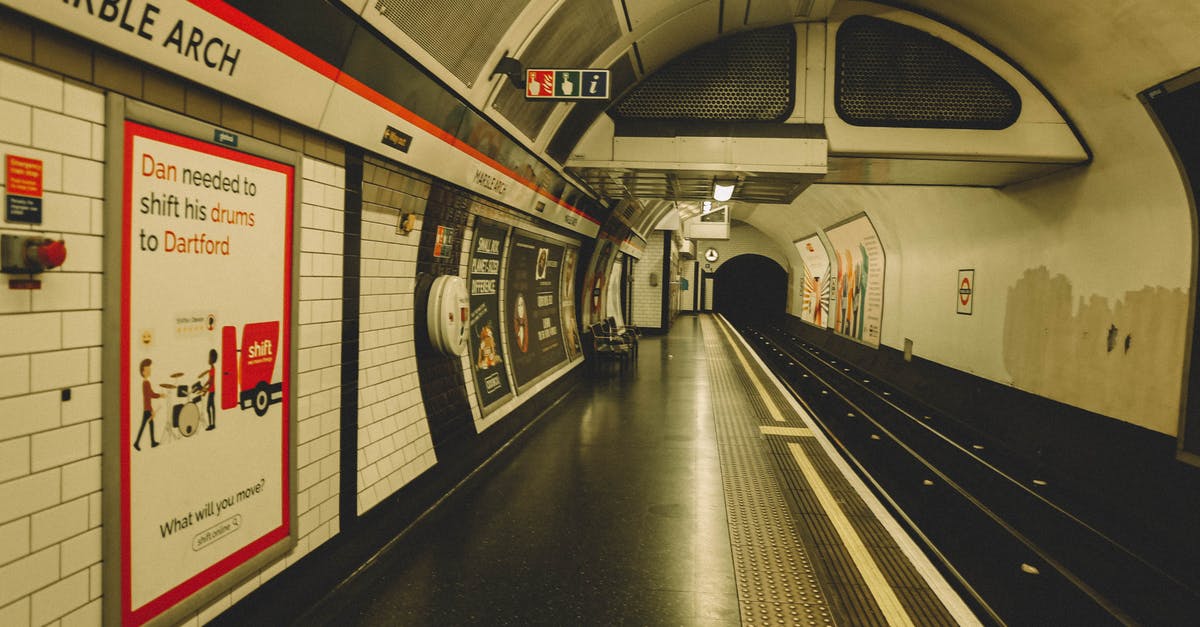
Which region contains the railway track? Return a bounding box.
[734,321,1200,625]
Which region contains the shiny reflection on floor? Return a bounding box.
[303,316,738,626]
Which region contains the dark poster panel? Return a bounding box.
[506,230,567,388]
[467,219,513,408]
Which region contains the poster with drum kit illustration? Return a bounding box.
[104,100,298,627]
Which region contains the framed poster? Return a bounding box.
[467,219,513,410]
[584,236,619,324]
[506,229,568,390]
[825,214,886,348]
[103,98,298,626]
[560,247,582,361]
[794,234,832,328]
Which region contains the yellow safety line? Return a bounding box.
[787,442,915,627]
[759,426,814,437]
[712,317,786,422]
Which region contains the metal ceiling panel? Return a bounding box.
[634,1,722,73]
[614,25,794,121]
[568,166,822,203]
[624,0,709,31]
[745,0,811,27]
[372,0,530,87]
[823,156,1078,186]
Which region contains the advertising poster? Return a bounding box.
[584,235,619,324]
[120,121,293,625]
[794,235,832,328]
[560,247,583,360]
[506,230,567,388]
[826,214,886,348]
[467,219,513,408]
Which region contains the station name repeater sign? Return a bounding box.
[121,121,293,626]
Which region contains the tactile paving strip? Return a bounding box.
[722,322,963,627]
[703,318,835,626]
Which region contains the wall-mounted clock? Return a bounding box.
[704,247,719,262]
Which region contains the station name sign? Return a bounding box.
[525,69,610,100]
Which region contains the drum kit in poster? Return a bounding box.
[159,370,207,438]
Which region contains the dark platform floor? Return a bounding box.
[300,316,739,625]
[294,315,965,626]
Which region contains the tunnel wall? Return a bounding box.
[728,1,1200,439]
[694,222,790,274]
[749,173,1191,436]
[694,221,794,311]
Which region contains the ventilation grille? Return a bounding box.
[612,26,794,121]
[835,16,1020,129]
[374,0,527,87]
[492,0,620,140]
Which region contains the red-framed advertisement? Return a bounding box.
[106,100,298,626]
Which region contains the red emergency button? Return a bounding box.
[35,240,67,270]
[2,235,68,274]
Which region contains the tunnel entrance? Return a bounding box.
[713,254,787,323]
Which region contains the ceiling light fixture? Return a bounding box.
[713,180,735,202]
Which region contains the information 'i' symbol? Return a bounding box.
[588,76,598,94]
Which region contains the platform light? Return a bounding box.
[712,180,735,202]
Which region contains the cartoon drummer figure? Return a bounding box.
[133,358,161,451]
[203,349,217,431]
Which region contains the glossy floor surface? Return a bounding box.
[300,316,741,625]
[294,315,973,626]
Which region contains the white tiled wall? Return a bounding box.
[355,162,435,515]
[0,58,106,627]
[631,233,667,329]
[0,53,349,624]
[292,157,347,554]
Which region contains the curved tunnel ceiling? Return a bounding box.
[342,0,1200,244]
[558,2,1089,238]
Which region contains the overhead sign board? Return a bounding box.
[526,69,610,100]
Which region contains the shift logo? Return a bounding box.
[248,338,273,359]
[221,321,283,416]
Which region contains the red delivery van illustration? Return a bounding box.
[221,321,284,416]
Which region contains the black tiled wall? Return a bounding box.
[414,183,474,453]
